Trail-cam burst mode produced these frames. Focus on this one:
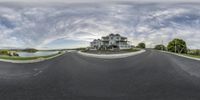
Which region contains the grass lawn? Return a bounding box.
[159,50,200,59]
[83,48,141,54]
[121,48,141,52]
[182,54,200,59]
[0,53,60,60]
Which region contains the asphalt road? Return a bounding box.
[0,49,200,100]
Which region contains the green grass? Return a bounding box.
[166,51,200,59]
[159,50,200,59]
[0,53,60,60]
[121,48,141,52]
[182,54,200,59]
[82,48,141,54]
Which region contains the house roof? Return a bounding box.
[102,36,109,39]
[121,37,127,39]
[116,34,120,36]
[109,33,114,36]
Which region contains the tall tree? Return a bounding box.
[154,44,166,51]
[167,38,187,53]
[137,42,146,48]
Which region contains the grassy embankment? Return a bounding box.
[0,51,63,61]
[181,54,200,59]
[175,49,200,59]
[121,48,141,52]
[161,49,200,59]
[82,48,141,54]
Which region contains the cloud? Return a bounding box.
[0,3,200,49]
[1,0,200,3]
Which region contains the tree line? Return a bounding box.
[154,38,200,55]
[136,38,200,56]
[154,38,187,53]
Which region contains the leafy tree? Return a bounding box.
[167,38,187,53]
[154,44,166,50]
[0,50,9,55]
[137,42,146,48]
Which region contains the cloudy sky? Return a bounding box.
[0,1,200,49]
[0,0,200,3]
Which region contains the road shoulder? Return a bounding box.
[160,51,200,61]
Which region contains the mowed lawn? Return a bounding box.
[0,53,60,60]
[182,54,200,59]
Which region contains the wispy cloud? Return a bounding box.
[0,3,200,49]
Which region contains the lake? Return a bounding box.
[17,51,59,57]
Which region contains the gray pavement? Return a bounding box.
[0,49,200,100]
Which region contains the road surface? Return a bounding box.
[0,49,200,100]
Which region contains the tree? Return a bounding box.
[0,50,9,55]
[154,44,166,50]
[137,42,145,48]
[167,38,187,53]
[22,48,38,53]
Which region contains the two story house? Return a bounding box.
[90,33,132,50]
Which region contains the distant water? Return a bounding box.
[17,51,59,57]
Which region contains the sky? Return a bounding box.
[0,0,200,3]
[0,1,200,49]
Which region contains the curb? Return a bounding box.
[0,52,66,64]
[78,49,146,59]
[160,51,200,61]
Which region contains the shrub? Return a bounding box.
[0,50,9,55]
[13,52,19,56]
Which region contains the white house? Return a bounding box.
[90,33,132,50]
[90,39,102,50]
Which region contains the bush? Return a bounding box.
[0,50,19,56]
[0,50,9,55]
[13,52,19,56]
[122,48,140,52]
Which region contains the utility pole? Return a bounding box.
[175,39,177,53]
[172,25,178,53]
[162,40,164,51]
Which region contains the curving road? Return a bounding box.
[0,49,200,100]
